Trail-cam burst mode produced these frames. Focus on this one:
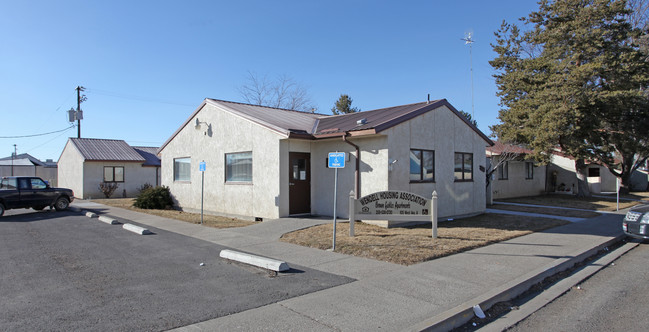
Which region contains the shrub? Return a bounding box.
[137,183,153,193]
[99,182,119,198]
[133,186,173,210]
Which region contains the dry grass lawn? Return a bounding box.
[498,194,643,211]
[489,204,601,218]
[280,213,570,265]
[90,198,256,229]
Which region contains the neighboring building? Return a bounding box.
[158,98,493,225]
[0,153,58,186]
[58,138,161,199]
[486,142,546,201]
[547,152,617,194]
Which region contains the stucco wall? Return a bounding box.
[310,135,389,218]
[160,103,283,219]
[548,154,618,193]
[57,141,85,198]
[490,158,546,199]
[383,105,488,219]
[82,162,157,199]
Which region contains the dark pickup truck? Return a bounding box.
[0,176,74,216]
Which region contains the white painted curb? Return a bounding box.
[98,215,118,225]
[219,249,290,272]
[122,223,152,235]
[85,211,97,218]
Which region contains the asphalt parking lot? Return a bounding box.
[0,209,353,331]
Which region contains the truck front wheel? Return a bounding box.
[0,203,4,216]
[54,197,70,211]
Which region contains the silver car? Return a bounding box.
[623,205,649,240]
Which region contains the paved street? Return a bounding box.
[507,241,649,332]
[0,209,353,331]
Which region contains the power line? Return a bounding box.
[0,125,76,139]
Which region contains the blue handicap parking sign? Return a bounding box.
[328,152,345,168]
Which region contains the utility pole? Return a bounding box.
[76,86,86,138]
[11,144,16,176]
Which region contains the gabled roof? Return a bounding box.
[159,98,493,153]
[68,138,146,162]
[0,159,35,166]
[133,146,162,166]
[486,141,534,156]
[0,153,45,166]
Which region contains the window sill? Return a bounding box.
[454,180,474,183]
[174,180,191,184]
[225,181,253,185]
[410,180,435,184]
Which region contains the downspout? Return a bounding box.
[342,134,360,199]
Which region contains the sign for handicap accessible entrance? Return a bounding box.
[328,152,346,251]
[328,152,345,168]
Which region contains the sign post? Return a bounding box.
[199,161,206,225]
[328,152,345,250]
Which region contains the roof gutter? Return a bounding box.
[342,134,360,200]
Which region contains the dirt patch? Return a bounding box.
[90,198,256,229]
[489,204,601,218]
[498,194,641,211]
[280,213,570,266]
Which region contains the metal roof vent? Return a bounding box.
[356,118,367,126]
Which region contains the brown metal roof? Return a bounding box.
[314,99,493,145]
[159,98,493,153]
[486,141,534,156]
[133,146,161,166]
[70,138,146,162]
[207,99,322,135]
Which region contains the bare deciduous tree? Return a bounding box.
[486,142,523,189]
[238,71,316,112]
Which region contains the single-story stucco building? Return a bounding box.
[58,138,161,199]
[0,153,58,186]
[158,98,493,225]
[486,141,546,201]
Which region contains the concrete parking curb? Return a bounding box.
[122,223,152,235]
[406,234,625,332]
[98,215,119,225]
[85,211,97,218]
[220,249,290,272]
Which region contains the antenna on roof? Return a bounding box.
[460,32,475,120]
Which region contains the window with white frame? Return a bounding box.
[174,158,191,182]
[226,152,252,183]
[104,166,125,182]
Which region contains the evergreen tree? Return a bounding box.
[331,94,360,115]
[459,110,478,127]
[490,0,649,195]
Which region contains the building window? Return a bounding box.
[226,151,252,183]
[174,158,191,182]
[104,166,125,182]
[498,161,509,180]
[454,152,473,182]
[525,162,534,179]
[588,167,600,177]
[410,149,435,182]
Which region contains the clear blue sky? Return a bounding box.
[0,0,540,161]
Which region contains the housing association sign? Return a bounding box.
[355,191,430,216]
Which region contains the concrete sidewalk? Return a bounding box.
[72,201,628,331]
